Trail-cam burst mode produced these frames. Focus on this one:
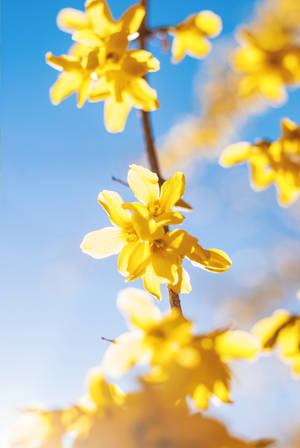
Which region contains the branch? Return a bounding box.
[139,0,183,316]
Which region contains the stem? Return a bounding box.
[139,0,183,316]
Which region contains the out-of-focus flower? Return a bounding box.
[46,1,160,132]
[81,165,231,299]
[220,118,300,206]
[234,27,300,101]
[101,288,258,408]
[252,309,300,375]
[169,11,222,63]
[158,0,300,172]
[11,378,273,448]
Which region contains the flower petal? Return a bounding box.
[57,8,89,33]
[101,331,147,376]
[49,72,82,105]
[86,0,116,37]
[216,331,259,360]
[143,264,164,300]
[219,142,250,167]
[118,241,150,279]
[189,245,232,272]
[72,29,103,47]
[117,287,162,329]
[104,97,131,133]
[81,227,125,258]
[98,190,132,228]
[159,172,185,212]
[120,4,145,34]
[128,78,159,111]
[195,11,222,37]
[127,164,159,206]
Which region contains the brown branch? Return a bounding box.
[139,0,183,316]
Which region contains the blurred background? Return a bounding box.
[1,0,300,445]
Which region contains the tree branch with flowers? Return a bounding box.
[9,0,300,447]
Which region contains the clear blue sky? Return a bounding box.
[1,0,300,445]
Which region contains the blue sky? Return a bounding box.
[1,0,300,445]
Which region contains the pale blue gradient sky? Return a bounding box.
[1,0,300,445]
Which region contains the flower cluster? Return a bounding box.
[220,118,300,205]
[81,164,231,299]
[233,2,300,101]
[102,288,258,409]
[46,0,160,132]
[9,368,273,448]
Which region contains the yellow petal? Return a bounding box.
[72,29,103,47]
[143,264,164,300]
[216,331,259,360]
[128,78,159,111]
[189,245,232,272]
[86,0,116,37]
[57,8,89,33]
[78,77,92,107]
[120,4,145,34]
[87,367,124,407]
[159,172,185,212]
[297,289,300,300]
[104,97,131,133]
[252,310,291,350]
[101,332,147,376]
[80,227,125,258]
[50,72,82,105]
[219,142,251,167]
[171,35,185,63]
[171,267,191,294]
[213,380,231,403]
[89,77,111,101]
[46,52,80,72]
[117,287,162,329]
[195,11,222,37]
[127,164,159,206]
[98,190,132,228]
[118,241,149,279]
[192,384,210,409]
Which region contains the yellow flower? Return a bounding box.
[46,1,160,132]
[81,165,231,299]
[169,11,222,63]
[220,118,300,206]
[252,309,300,375]
[89,49,159,132]
[234,28,300,101]
[101,288,258,408]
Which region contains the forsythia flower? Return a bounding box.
[101,288,259,409]
[220,118,300,206]
[46,0,160,132]
[252,309,300,375]
[11,379,273,448]
[169,11,222,63]
[233,26,300,101]
[81,164,231,299]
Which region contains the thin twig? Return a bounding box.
[139,0,183,316]
[101,336,116,344]
[112,176,129,187]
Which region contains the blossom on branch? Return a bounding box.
[169,11,222,63]
[46,0,160,132]
[101,288,259,409]
[252,309,300,375]
[81,165,231,300]
[220,118,300,205]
